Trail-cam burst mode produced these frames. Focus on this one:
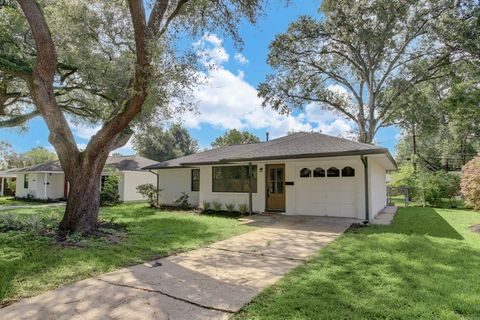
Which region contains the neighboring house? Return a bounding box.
[12,155,157,202]
[0,170,16,196]
[144,132,397,221]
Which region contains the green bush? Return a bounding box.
[416,171,461,207]
[6,180,16,193]
[225,203,236,212]
[136,183,160,207]
[174,192,190,209]
[202,201,211,211]
[100,175,120,206]
[390,163,461,207]
[212,201,222,211]
[0,213,60,233]
[238,203,249,215]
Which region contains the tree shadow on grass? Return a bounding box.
[370,207,464,240]
[0,212,248,307]
[237,231,480,320]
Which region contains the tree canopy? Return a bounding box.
[211,129,260,148]
[133,124,198,162]
[0,142,57,169]
[392,63,480,171]
[259,0,465,143]
[21,146,57,165]
[0,0,266,234]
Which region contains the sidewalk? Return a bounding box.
[0,215,353,320]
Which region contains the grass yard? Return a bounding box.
[0,203,253,306]
[0,197,44,207]
[237,206,480,319]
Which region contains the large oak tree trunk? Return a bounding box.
[58,152,110,234]
[17,0,169,235]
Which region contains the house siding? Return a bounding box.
[15,173,65,200]
[14,171,156,202]
[153,155,390,219]
[120,171,157,202]
[157,168,199,207]
[368,158,387,219]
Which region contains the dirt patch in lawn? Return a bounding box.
[468,224,480,234]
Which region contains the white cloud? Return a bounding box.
[234,52,249,65]
[193,33,229,66]
[181,66,354,138]
[70,122,101,140]
[183,34,355,139]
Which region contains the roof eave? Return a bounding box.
[145,149,397,170]
[217,149,389,163]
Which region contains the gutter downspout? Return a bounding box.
[149,170,160,206]
[248,162,253,215]
[43,173,47,200]
[361,155,369,223]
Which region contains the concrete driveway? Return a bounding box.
[0,215,354,320]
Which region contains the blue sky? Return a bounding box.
[0,0,400,155]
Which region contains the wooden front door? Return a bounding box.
[266,164,285,211]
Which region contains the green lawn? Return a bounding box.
[237,206,480,319]
[0,197,44,206]
[0,203,253,306]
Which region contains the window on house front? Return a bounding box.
[327,167,340,177]
[191,169,200,191]
[212,165,257,193]
[342,166,355,177]
[24,174,29,188]
[313,167,325,177]
[300,168,311,177]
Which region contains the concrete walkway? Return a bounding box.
[0,215,354,320]
[371,206,398,225]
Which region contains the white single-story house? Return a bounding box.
[12,155,157,202]
[0,170,17,196]
[144,132,397,221]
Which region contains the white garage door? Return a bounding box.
[295,169,358,218]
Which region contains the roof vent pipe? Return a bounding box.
[266,132,269,141]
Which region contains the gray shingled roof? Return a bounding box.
[144,132,395,169]
[14,155,157,173]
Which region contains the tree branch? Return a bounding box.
[16,0,78,158]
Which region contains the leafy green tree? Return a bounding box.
[434,0,480,63]
[22,146,57,165]
[390,163,461,207]
[259,0,457,143]
[0,141,14,170]
[211,129,260,148]
[133,124,198,162]
[392,67,480,170]
[0,0,265,233]
[1,143,57,168]
[100,175,120,207]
